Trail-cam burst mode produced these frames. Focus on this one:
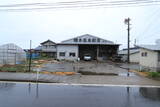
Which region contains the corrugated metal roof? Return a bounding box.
[137,45,160,51]
[35,46,42,51]
[118,48,139,55]
[60,34,119,45]
[58,43,120,45]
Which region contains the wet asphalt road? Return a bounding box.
[0,82,160,107]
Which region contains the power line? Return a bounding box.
[134,7,160,38]
[0,0,157,7]
[135,7,160,42]
[0,0,160,11]
[0,4,159,12]
[1,4,160,12]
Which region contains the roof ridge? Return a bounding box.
[61,34,113,43]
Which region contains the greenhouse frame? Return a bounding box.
[0,43,26,65]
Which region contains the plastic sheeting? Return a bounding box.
[0,43,26,65]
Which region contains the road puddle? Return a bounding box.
[118,72,136,76]
[0,82,160,107]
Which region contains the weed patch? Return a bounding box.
[148,72,160,78]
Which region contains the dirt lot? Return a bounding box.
[38,61,129,75]
[0,60,159,86]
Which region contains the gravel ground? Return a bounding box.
[40,61,128,74]
[74,61,128,74]
[0,61,159,86]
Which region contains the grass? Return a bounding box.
[0,58,53,73]
[138,68,160,78]
[0,64,28,72]
[30,57,55,61]
[137,69,160,78]
[148,72,160,78]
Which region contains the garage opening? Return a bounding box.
[79,45,97,60]
[78,44,118,61]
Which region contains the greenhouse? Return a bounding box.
[0,43,26,65]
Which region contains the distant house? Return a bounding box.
[40,40,57,58]
[34,45,42,52]
[118,47,140,63]
[57,34,119,61]
[137,39,160,71]
[0,43,26,65]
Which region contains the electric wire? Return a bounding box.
[135,7,160,43]
[0,0,159,11]
[0,0,157,7]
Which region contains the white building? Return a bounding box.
[56,34,119,61]
[0,43,26,65]
[138,39,160,71]
[57,45,78,60]
[118,47,140,63]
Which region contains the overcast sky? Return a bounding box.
[0,0,160,49]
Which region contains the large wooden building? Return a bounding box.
[57,34,119,61]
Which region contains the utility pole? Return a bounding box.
[124,17,131,64]
[28,40,32,72]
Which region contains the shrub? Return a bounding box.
[148,72,160,78]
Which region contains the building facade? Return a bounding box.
[57,34,119,61]
[57,45,78,60]
[139,48,160,71]
[138,39,160,71]
[39,40,57,58]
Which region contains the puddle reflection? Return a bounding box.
[140,87,160,101]
[0,82,159,107]
[0,83,16,91]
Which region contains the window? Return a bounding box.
[50,45,55,48]
[59,52,65,56]
[141,52,147,57]
[83,38,86,42]
[141,52,144,57]
[73,38,78,42]
[88,38,91,42]
[69,52,75,57]
[97,38,100,42]
[144,52,147,56]
[79,39,82,42]
[92,38,96,42]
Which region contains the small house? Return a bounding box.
[138,39,160,71]
[118,47,140,63]
[36,40,57,58]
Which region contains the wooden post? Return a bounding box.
[97,45,99,61]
